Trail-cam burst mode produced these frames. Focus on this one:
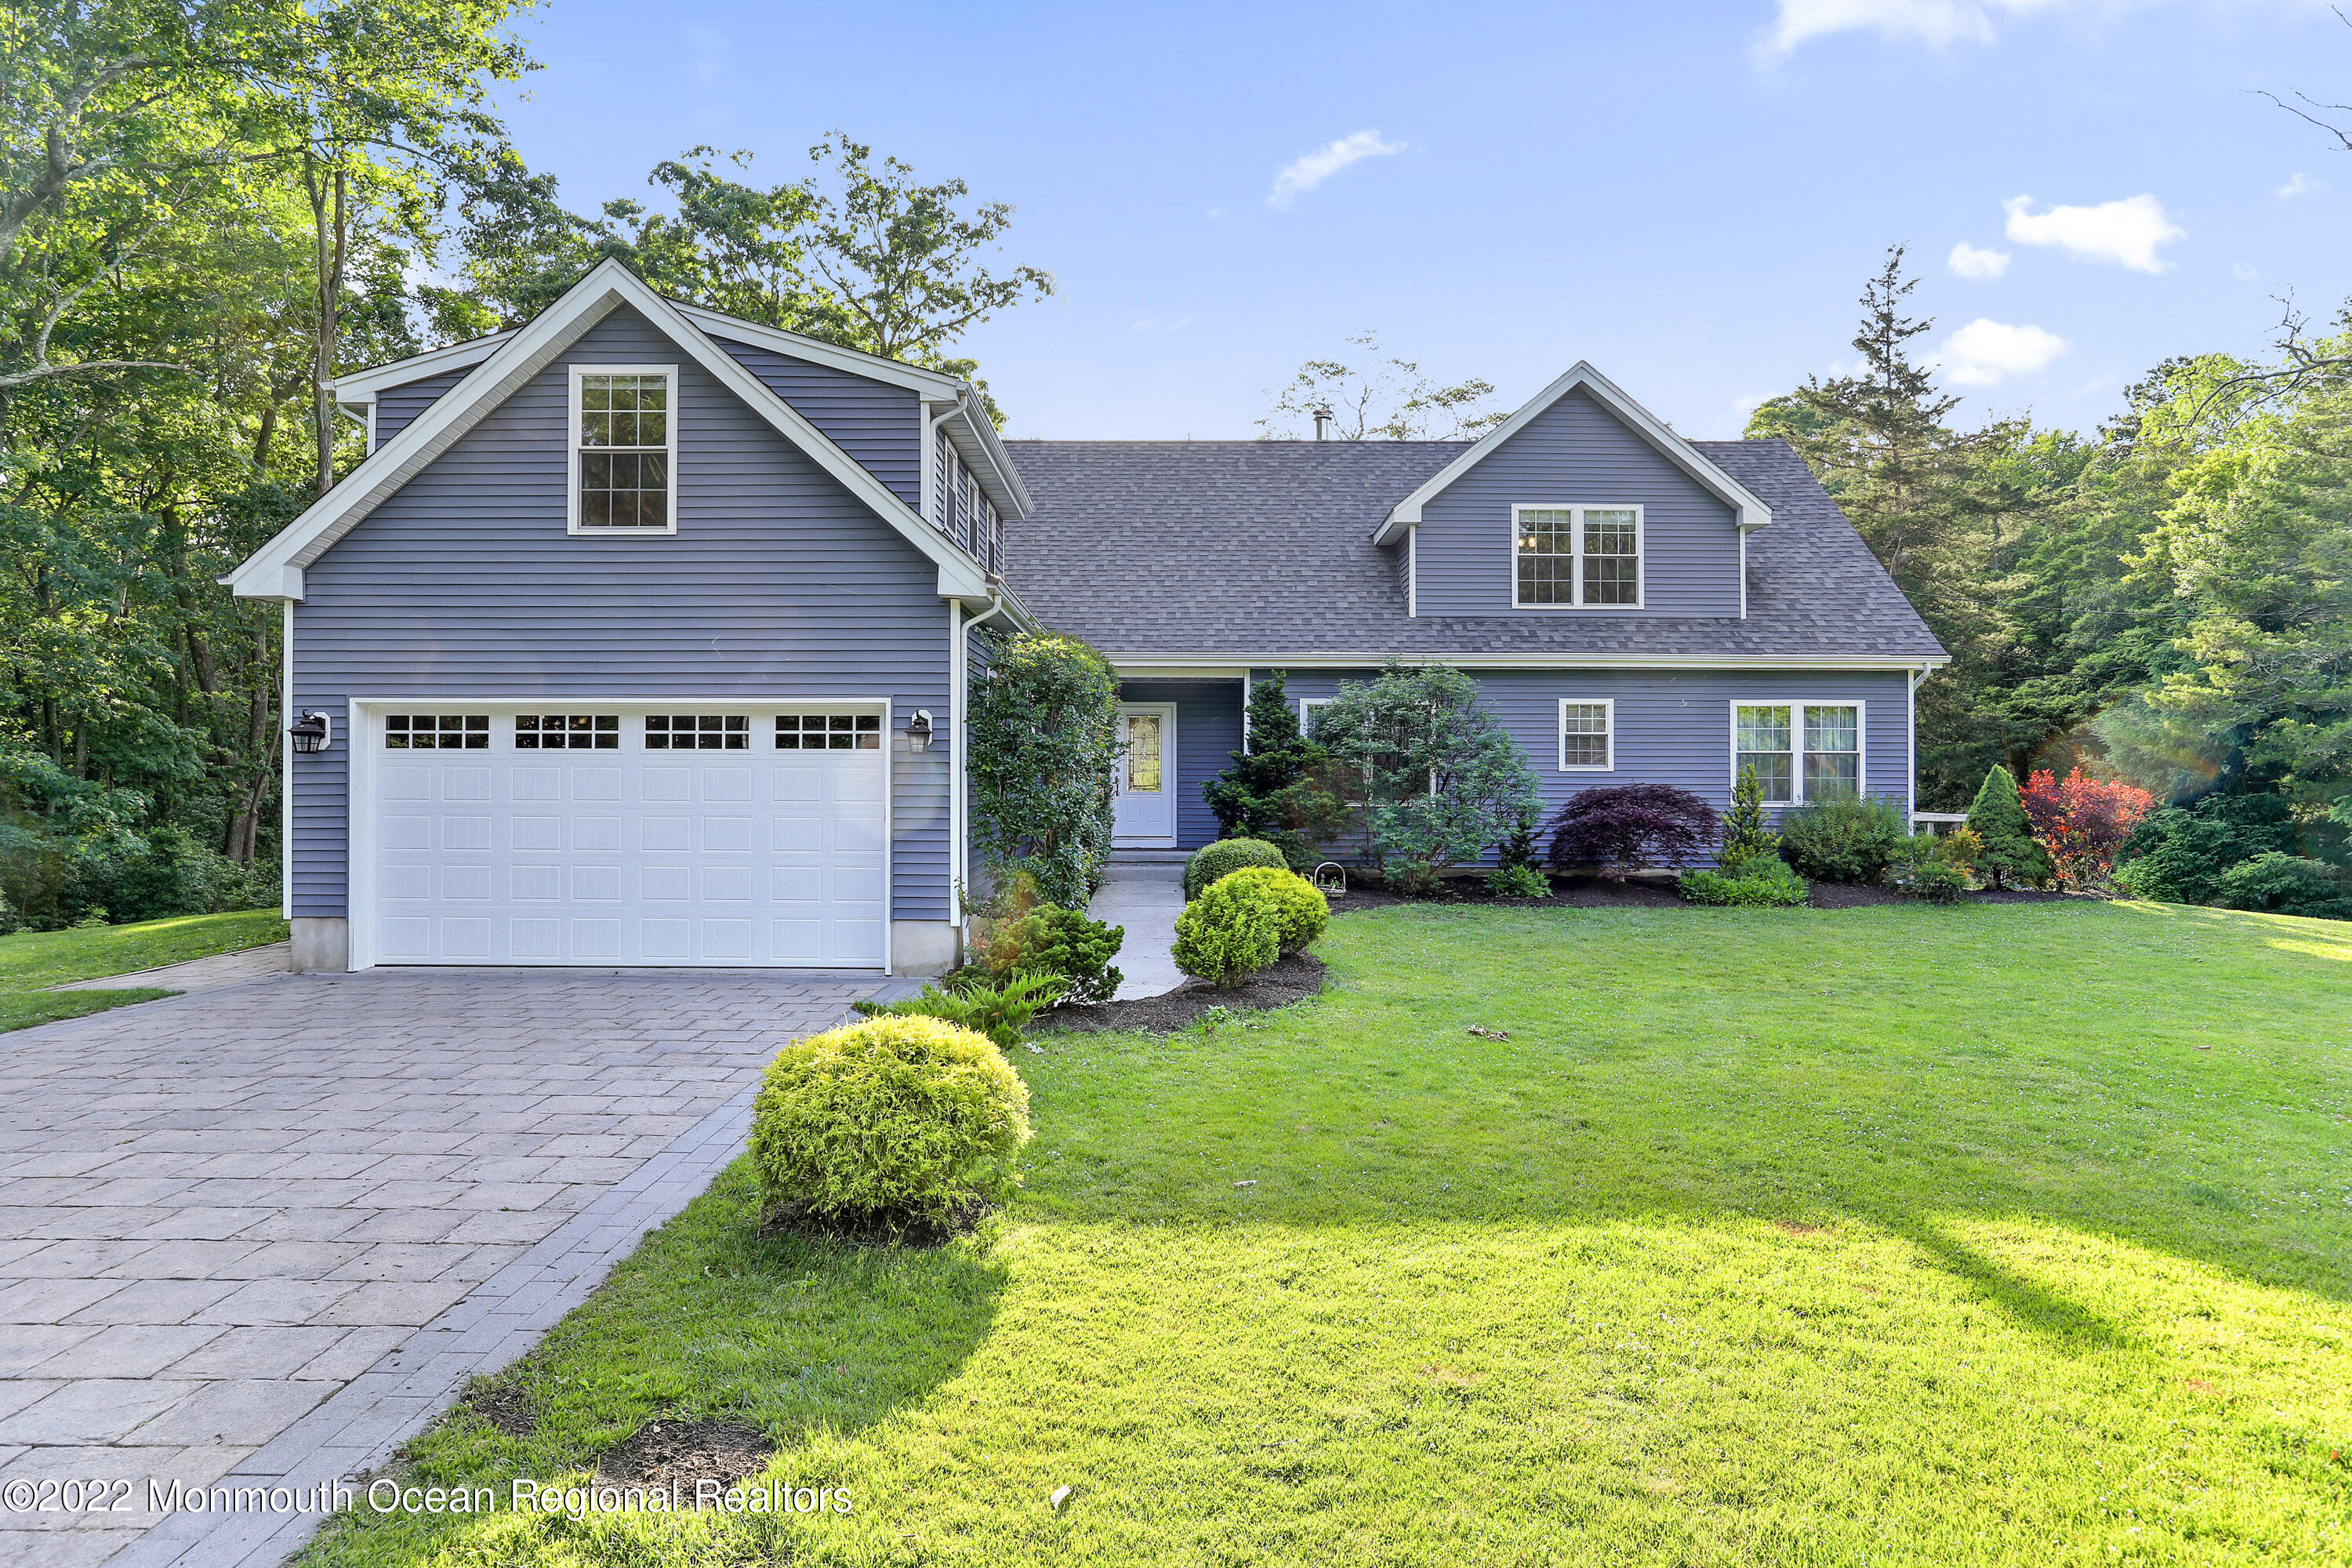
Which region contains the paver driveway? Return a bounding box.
[0,966,885,1568]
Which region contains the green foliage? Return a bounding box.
[2113,796,2301,907]
[1203,671,1322,865]
[1486,864,1552,898]
[2212,852,2352,920]
[1292,659,1540,877]
[1780,795,1909,884]
[1677,852,1809,907]
[1171,874,1281,988]
[1495,806,1541,872]
[1720,766,1780,863]
[1183,837,1288,899]
[974,906,1123,1004]
[747,1014,1032,1229]
[1965,767,2053,890]
[1885,836,1970,903]
[851,972,1069,1052]
[1210,866,1329,955]
[966,633,1121,910]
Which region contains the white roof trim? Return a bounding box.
[932,397,1036,519]
[330,332,514,403]
[677,306,964,397]
[1106,652,1947,671]
[225,259,990,603]
[1370,361,1773,545]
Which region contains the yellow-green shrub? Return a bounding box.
[747,1014,1032,1229]
[1171,875,1280,986]
[1211,865,1328,954]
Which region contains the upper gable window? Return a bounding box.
[1513,505,1642,608]
[570,367,677,534]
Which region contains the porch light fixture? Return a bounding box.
[289,710,332,754]
[906,709,935,753]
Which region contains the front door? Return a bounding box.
[1112,702,1178,847]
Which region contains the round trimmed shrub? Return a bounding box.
[1171,874,1281,986]
[1184,837,1287,899]
[748,1014,1032,1230]
[1212,865,1329,954]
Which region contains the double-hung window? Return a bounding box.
[1733,702,1863,804]
[571,367,677,533]
[1514,505,1642,608]
[1558,699,1613,771]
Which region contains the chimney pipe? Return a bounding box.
[1312,405,1334,441]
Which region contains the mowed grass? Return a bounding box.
[304,901,2352,1567]
[0,907,286,1032]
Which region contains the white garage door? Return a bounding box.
[365,706,888,968]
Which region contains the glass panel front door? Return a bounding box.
[1112,703,1178,844]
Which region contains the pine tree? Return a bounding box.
[1720,765,1780,865]
[1203,671,1323,859]
[1965,764,2053,890]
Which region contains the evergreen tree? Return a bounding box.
[1203,671,1323,860]
[1720,765,1780,864]
[1965,765,2053,890]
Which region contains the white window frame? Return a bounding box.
[568,365,679,536]
[1556,697,1616,772]
[1511,503,1645,611]
[1727,700,1867,806]
[1298,696,1331,734]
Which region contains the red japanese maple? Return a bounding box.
[2020,768,2155,885]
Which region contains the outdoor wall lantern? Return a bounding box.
[289,710,332,754]
[906,709,935,753]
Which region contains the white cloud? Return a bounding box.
[2277,171,2325,199]
[2002,194,2183,272]
[1763,0,1998,55]
[1937,318,2068,387]
[1130,317,1193,332]
[1267,130,1406,211]
[2233,260,2263,281]
[1947,241,2011,279]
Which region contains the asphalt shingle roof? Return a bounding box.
[998,438,1947,663]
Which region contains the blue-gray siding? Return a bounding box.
[1257,666,1914,862]
[371,368,470,450]
[1119,680,1243,851]
[1414,387,1743,619]
[710,335,921,511]
[292,302,955,926]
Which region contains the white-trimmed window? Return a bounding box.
[570,366,677,533]
[1513,505,1642,608]
[1298,696,1331,735]
[1558,699,1614,771]
[1732,702,1864,804]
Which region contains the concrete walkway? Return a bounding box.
[0,966,883,1568]
[1089,863,1186,1000]
[53,945,292,997]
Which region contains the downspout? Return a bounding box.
[925,386,973,535]
[1907,663,1926,823]
[953,579,1012,935]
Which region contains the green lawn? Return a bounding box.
[0,908,288,1032]
[303,902,2350,1566]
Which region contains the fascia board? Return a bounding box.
[329,332,514,401]
[1100,651,1949,671]
[230,259,992,603]
[936,401,1035,520]
[676,304,963,397]
[1370,361,1774,544]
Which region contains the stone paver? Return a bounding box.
[0,966,880,1567]
[52,945,292,997]
[1089,861,1186,1000]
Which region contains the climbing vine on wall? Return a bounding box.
[966,631,1122,909]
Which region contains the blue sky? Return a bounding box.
[492,0,2352,441]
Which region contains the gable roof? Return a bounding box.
[1369,362,1772,545]
[226,260,995,604]
[1002,437,1944,667]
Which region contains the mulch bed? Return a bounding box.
[1326,870,2083,913]
[1036,953,1327,1036]
[599,1417,774,1490]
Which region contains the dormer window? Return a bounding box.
[1513,505,1642,608]
[570,366,677,534]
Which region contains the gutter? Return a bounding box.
[952,579,1015,926]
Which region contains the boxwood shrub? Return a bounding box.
[748,1014,1032,1231]
[1184,837,1288,898]
[1171,873,1281,986]
[1210,865,1329,954]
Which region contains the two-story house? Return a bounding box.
[227,260,1945,976]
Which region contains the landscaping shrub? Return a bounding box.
[1171,874,1281,986]
[975,905,1123,1004]
[1678,851,1808,907]
[1719,765,1780,864]
[1885,835,1969,903]
[851,973,1069,1051]
[2020,768,2154,886]
[1212,865,1329,953]
[1965,765,2053,890]
[1545,783,1719,880]
[1185,837,1287,898]
[747,1014,1033,1229]
[1777,795,1907,884]
[2113,795,2300,906]
[2212,852,2352,920]
[1203,671,1323,866]
[1385,859,1445,896]
[966,631,1121,909]
[1486,864,1551,898]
